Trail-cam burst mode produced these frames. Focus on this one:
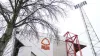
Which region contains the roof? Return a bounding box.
[74,43,86,52]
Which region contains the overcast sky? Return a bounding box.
[0,0,100,56]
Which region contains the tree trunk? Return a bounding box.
[0,24,13,56]
[12,38,24,56]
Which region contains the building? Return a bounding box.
[17,32,86,56]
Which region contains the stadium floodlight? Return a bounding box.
[74,1,100,56]
[74,1,87,9]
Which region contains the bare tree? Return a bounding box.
[0,0,72,56]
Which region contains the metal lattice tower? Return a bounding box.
[64,32,84,56]
[74,1,100,56]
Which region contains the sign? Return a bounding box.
[41,38,50,50]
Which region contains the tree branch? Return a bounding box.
[22,3,36,8]
[0,4,10,24]
[9,0,14,11]
[15,1,55,27]
[15,7,42,26]
[15,17,35,28]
